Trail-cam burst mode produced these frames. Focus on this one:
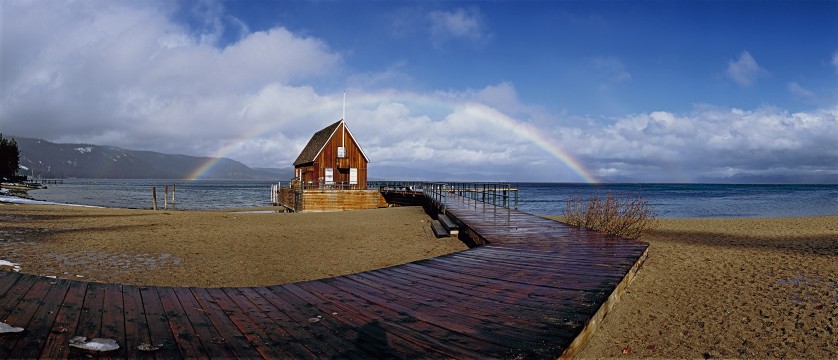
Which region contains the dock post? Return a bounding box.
[152,187,157,210]
[172,184,176,208]
[164,185,168,209]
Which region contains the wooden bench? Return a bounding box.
[430,219,449,238]
[438,214,459,236]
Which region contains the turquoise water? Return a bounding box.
[26,179,838,218]
[516,183,838,218]
[29,179,276,210]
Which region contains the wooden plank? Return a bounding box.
[100,283,128,359]
[341,272,582,344]
[260,285,367,357]
[355,268,590,325]
[38,280,87,359]
[172,287,238,359]
[438,214,459,231]
[237,287,334,358]
[138,285,182,359]
[435,252,630,282]
[7,279,72,359]
[0,278,56,356]
[68,281,105,358]
[222,287,317,359]
[304,278,539,356]
[423,256,619,291]
[324,276,566,357]
[302,280,484,359]
[156,287,208,358]
[430,220,448,238]
[204,287,289,359]
[0,271,23,298]
[0,273,37,320]
[432,191,648,358]
[283,282,462,359]
[393,263,599,310]
[121,285,155,360]
[189,288,264,359]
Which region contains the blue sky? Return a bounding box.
[211,0,838,115]
[2,0,837,182]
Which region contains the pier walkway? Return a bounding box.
[0,189,648,359]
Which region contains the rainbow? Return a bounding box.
[186,91,598,183]
[458,103,599,183]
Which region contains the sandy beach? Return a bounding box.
[1,201,836,358]
[558,216,838,359]
[0,203,467,287]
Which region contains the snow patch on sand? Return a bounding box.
[69,336,119,352]
[0,195,100,208]
[0,322,24,334]
[0,260,21,272]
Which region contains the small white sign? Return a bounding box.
[349,168,358,185]
[325,168,334,184]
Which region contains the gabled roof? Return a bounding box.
[292,120,370,166]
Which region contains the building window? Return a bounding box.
[337,146,346,158]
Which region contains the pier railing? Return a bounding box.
[423,182,518,214]
[369,181,428,193]
[369,181,519,212]
[274,180,519,212]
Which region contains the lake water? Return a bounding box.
[25,179,838,218]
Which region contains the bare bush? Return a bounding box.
[562,192,657,239]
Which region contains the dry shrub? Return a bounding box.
[562,192,657,239]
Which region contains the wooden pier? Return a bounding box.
[0,188,648,358]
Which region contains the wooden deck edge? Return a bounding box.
[558,244,650,359]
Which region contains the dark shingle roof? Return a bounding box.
[293,120,342,166]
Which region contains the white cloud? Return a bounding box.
[2,1,835,183]
[832,51,838,74]
[0,0,342,165]
[560,105,838,182]
[591,57,631,90]
[788,82,815,101]
[726,51,765,87]
[428,7,490,46]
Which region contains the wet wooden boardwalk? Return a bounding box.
[0,193,648,359]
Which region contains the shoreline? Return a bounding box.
[7,180,838,216]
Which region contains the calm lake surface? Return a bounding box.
[27,179,838,218]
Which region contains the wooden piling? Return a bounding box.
[152,187,157,210]
[164,185,168,209]
[172,184,176,208]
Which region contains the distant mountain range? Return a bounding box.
[12,136,498,182]
[14,136,291,180]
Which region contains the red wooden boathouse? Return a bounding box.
[293,119,369,189]
[277,119,386,211]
